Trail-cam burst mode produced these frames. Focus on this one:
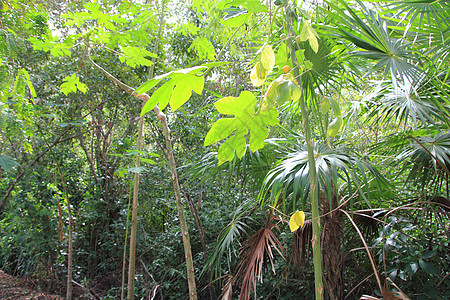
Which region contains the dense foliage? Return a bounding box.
[1,0,449,299]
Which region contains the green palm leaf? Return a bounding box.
[371,131,450,189]
[324,0,421,85]
[203,204,253,279]
[380,0,450,63]
[258,141,387,212]
[398,133,450,184]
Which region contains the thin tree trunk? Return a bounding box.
[127,3,165,297]
[184,192,215,299]
[121,184,133,300]
[284,7,324,299]
[53,162,74,300]
[126,114,144,300]
[157,109,197,299]
[66,199,74,300]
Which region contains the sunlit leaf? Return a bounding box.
[327,116,344,138]
[223,9,249,27]
[250,62,267,87]
[260,45,275,72]
[60,74,88,95]
[204,91,278,164]
[300,21,319,53]
[119,46,156,68]
[289,210,305,232]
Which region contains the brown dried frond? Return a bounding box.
[219,274,234,300]
[383,278,411,300]
[237,216,284,300]
[289,219,312,268]
[359,274,411,300]
[381,291,410,300]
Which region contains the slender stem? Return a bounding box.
[66,200,74,300]
[121,183,133,300]
[284,4,324,299]
[127,114,144,300]
[156,108,198,300]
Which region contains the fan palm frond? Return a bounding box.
[385,0,450,29]
[372,132,450,189]
[400,133,450,183]
[324,0,422,85]
[391,0,450,62]
[299,37,345,101]
[203,204,253,279]
[369,77,446,130]
[258,142,388,212]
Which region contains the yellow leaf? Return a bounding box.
[260,45,275,72]
[250,62,267,87]
[326,116,343,138]
[300,21,319,53]
[308,34,319,53]
[2,2,8,11]
[289,210,305,232]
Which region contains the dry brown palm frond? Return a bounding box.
[219,273,234,300]
[289,219,312,268]
[237,214,284,300]
[383,278,411,300]
[359,282,411,300]
[360,289,409,300]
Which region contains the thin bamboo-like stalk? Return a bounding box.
[121,184,133,300]
[127,2,165,298]
[157,108,198,299]
[284,6,324,299]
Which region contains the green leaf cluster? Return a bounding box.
[204,91,278,164]
[119,46,156,68]
[60,74,88,95]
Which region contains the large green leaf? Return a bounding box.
[139,63,228,115]
[119,46,156,67]
[60,74,88,95]
[204,91,278,164]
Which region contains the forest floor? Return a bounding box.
[0,270,63,300]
